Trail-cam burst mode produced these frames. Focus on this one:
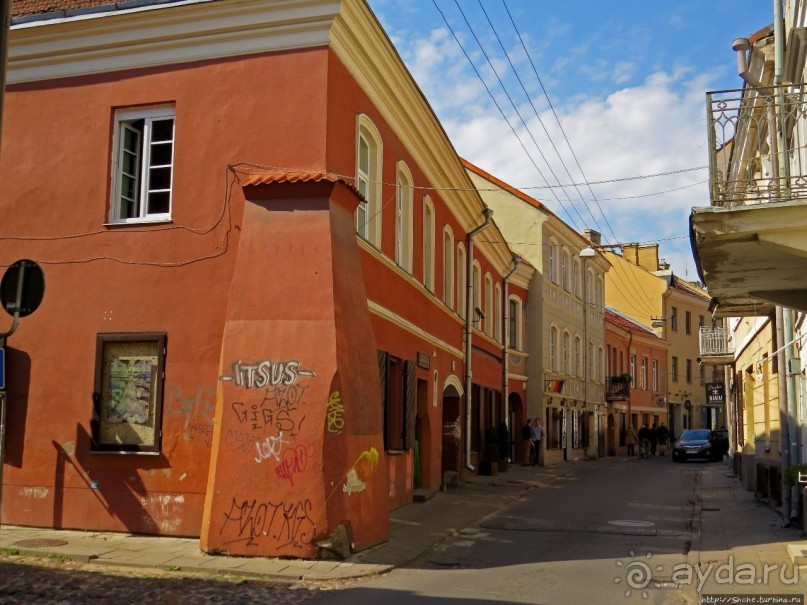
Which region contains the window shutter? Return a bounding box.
[404,360,416,450]
[377,350,389,449]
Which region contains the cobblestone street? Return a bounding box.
[0,553,348,605]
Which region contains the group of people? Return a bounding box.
[521,418,545,466]
[625,422,670,458]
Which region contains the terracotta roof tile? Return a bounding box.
[238,170,363,199]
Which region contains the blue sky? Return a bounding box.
[368,0,771,281]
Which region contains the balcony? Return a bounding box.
[698,326,735,366]
[605,376,630,401]
[690,84,807,317]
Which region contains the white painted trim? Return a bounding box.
[443,374,464,397]
[367,300,463,359]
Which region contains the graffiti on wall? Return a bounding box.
[253,432,289,464]
[220,497,316,549]
[326,391,344,435]
[220,360,316,389]
[274,444,315,487]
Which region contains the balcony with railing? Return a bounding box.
[605,376,630,401]
[698,326,735,365]
[690,84,807,316]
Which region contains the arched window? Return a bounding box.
[561,251,570,291]
[573,259,580,298]
[494,283,502,342]
[484,273,493,336]
[562,331,570,374]
[473,261,482,324]
[508,296,522,350]
[574,336,582,377]
[443,226,454,309]
[355,115,382,247]
[548,240,558,284]
[457,242,467,318]
[422,196,435,292]
[395,161,414,272]
[550,326,558,371]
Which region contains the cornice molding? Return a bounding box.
[367,300,463,360]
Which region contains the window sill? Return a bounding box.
[89,450,161,456]
[105,217,172,228]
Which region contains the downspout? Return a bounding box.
[502,256,521,435]
[465,208,494,472]
[776,306,791,522]
[774,0,800,524]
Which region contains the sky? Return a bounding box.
[367,0,772,282]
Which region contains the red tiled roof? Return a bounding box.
[12,0,115,18]
[238,169,363,199]
[605,308,660,339]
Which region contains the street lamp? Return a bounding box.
[579,246,597,456]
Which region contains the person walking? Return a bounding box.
[531,419,545,466]
[625,424,638,457]
[638,423,651,458]
[656,422,670,456]
[521,419,533,466]
[649,423,658,456]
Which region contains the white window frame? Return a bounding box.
[641,357,648,390]
[395,161,414,272]
[443,226,455,309]
[457,242,467,318]
[473,261,482,325]
[575,336,582,377]
[110,105,175,224]
[484,273,493,336]
[355,115,383,246]
[652,359,659,391]
[494,283,502,342]
[561,250,569,291]
[422,196,435,292]
[548,239,558,284]
[550,326,558,371]
[630,354,636,385]
[562,331,570,374]
[508,295,523,351]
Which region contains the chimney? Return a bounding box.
[621,243,660,271]
[584,229,601,245]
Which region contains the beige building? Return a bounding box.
[464,161,610,464]
[604,245,715,438]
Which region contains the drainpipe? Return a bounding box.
[502,256,521,435]
[776,306,792,523]
[773,0,800,524]
[465,207,494,472]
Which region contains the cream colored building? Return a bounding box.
[604,245,715,437]
[464,160,610,464]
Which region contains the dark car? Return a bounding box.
[672,429,724,462]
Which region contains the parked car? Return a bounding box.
[672,429,725,463]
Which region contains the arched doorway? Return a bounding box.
[441,377,463,475]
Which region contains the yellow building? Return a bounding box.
[604,245,716,437]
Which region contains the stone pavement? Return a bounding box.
[3,456,806,597]
[0,462,570,583]
[685,458,807,600]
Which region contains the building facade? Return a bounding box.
[0,0,529,557]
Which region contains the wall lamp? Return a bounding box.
[473,307,485,324]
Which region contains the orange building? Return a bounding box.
[0,0,532,558]
[604,308,669,456]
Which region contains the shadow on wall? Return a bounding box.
[3,347,31,469]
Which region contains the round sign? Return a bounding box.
[1,259,45,317]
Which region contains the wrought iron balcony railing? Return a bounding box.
[699,326,735,358]
[708,84,807,207]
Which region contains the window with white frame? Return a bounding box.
[443,227,454,309]
[587,342,594,379]
[457,242,466,318]
[561,251,569,291]
[508,296,522,350]
[494,283,502,342]
[355,116,383,245]
[395,162,414,272]
[652,359,659,391]
[422,196,435,292]
[630,354,636,385]
[548,240,558,284]
[473,261,482,324]
[641,357,648,389]
[573,259,580,298]
[110,105,175,223]
[550,326,558,371]
[562,331,570,374]
[575,336,582,377]
[484,273,493,336]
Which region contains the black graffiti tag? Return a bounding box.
[220,497,316,549]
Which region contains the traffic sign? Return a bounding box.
[0,259,45,317]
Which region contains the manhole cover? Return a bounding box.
[12,539,68,548]
[608,520,655,528]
